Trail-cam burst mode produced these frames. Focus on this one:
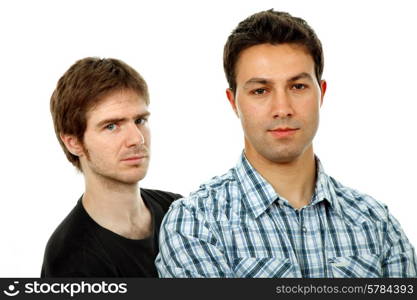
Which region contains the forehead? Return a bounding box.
[86,89,148,123]
[235,43,315,83]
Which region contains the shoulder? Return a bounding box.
[141,188,183,212]
[165,169,238,225]
[44,200,95,251]
[328,175,390,223]
[41,201,112,276]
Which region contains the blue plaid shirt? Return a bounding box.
[156,154,417,277]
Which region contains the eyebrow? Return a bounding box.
[243,78,273,89]
[242,72,314,89]
[288,72,313,82]
[96,112,150,128]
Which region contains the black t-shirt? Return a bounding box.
[41,189,182,277]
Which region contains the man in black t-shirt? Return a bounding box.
[41,57,182,277]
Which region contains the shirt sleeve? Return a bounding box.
[155,199,233,278]
[381,211,417,277]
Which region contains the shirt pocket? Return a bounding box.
[232,256,293,278]
[329,253,382,278]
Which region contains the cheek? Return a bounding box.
[85,135,120,157]
[296,101,320,132]
[237,101,266,129]
[142,127,151,145]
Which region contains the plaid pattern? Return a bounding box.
[156,154,417,277]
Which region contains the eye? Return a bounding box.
[251,88,268,95]
[105,123,117,131]
[291,83,306,90]
[135,118,148,125]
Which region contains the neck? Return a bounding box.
[245,146,316,210]
[82,173,152,239]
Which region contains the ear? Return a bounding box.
[226,88,239,118]
[319,80,327,107]
[60,133,85,157]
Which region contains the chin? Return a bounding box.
[102,170,147,185]
[262,148,304,164]
[120,172,147,184]
[268,156,298,164]
[119,164,148,182]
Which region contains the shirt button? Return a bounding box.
[302,226,307,233]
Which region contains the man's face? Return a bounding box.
[80,89,150,185]
[227,43,326,164]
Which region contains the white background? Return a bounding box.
[1,0,416,277]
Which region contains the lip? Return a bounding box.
[121,155,146,163]
[268,128,299,138]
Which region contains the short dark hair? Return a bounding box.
[50,57,149,171]
[223,9,324,92]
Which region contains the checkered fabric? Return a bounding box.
[156,154,417,278]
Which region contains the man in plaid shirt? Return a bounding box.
[155,9,417,278]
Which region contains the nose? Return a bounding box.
[125,123,145,148]
[272,89,294,119]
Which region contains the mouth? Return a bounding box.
[121,155,147,163]
[268,127,299,138]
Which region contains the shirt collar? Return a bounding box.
[314,158,343,215]
[233,152,341,218]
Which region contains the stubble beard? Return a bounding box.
[247,126,317,165]
[83,147,149,189]
[254,138,307,164]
